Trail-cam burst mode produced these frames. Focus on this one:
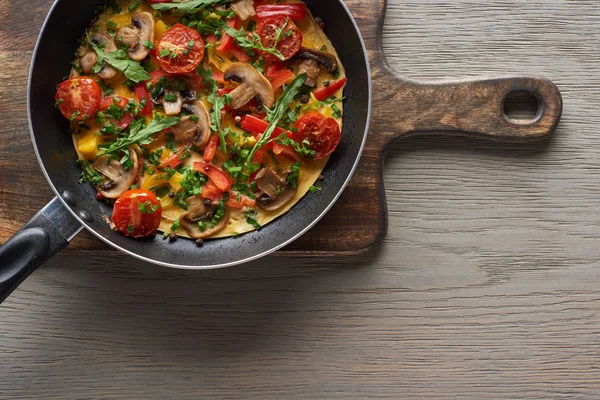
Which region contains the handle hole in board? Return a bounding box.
[503,90,542,125]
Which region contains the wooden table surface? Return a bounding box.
[2,0,600,398]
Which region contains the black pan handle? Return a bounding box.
[0,197,82,303]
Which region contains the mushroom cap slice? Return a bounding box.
[117,12,155,61]
[172,101,211,149]
[224,63,275,110]
[179,196,230,239]
[91,33,118,80]
[162,90,184,115]
[231,0,256,21]
[254,168,297,211]
[92,148,138,199]
[295,47,338,73]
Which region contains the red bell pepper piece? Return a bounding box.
[266,61,286,79]
[203,135,220,163]
[313,77,347,101]
[193,162,232,192]
[241,115,290,138]
[218,17,251,63]
[227,192,256,209]
[212,67,225,83]
[273,142,300,161]
[256,4,307,21]
[99,96,135,129]
[160,145,191,170]
[269,69,295,90]
[135,84,153,117]
[201,180,224,201]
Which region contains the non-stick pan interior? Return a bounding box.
[28,0,371,268]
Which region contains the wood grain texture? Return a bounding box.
[1,0,600,399]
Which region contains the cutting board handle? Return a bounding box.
[370,68,564,145]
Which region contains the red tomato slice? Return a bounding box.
[256,4,307,21]
[313,77,348,101]
[193,162,232,192]
[293,112,341,160]
[55,77,101,122]
[157,24,205,74]
[112,189,162,238]
[135,84,153,117]
[201,180,224,202]
[99,96,136,129]
[256,16,302,61]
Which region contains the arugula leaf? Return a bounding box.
[221,18,290,61]
[150,0,226,14]
[246,73,307,164]
[97,117,180,156]
[87,32,151,83]
[198,66,229,153]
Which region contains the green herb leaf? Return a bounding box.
[150,0,226,14]
[198,66,229,153]
[246,73,307,164]
[88,32,151,83]
[221,18,290,61]
[97,116,179,156]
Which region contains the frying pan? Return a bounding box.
[0,0,563,303]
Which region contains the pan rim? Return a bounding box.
[27,0,372,270]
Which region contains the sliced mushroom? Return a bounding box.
[79,52,98,75]
[179,196,230,239]
[297,59,320,87]
[295,47,338,74]
[230,0,256,21]
[224,63,275,110]
[171,101,211,149]
[162,90,184,115]
[117,12,155,61]
[90,33,119,80]
[92,148,138,199]
[254,168,297,211]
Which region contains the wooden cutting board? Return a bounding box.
[0,0,562,256]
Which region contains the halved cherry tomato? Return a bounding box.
[99,96,135,129]
[203,135,220,163]
[313,77,347,101]
[256,16,302,61]
[135,84,153,117]
[112,189,162,238]
[293,112,341,160]
[256,4,307,21]
[157,24,205,74]
[201,180,224,201]
[193,162,232,192]
[269,69,295,90]
[55,77,101,122]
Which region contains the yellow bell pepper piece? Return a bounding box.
[208,48,233,72]
[168,172,185,192]
[117,84,136,100]
[77,132,99,159]
[155,20,169,41]
[108,14,132,29]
